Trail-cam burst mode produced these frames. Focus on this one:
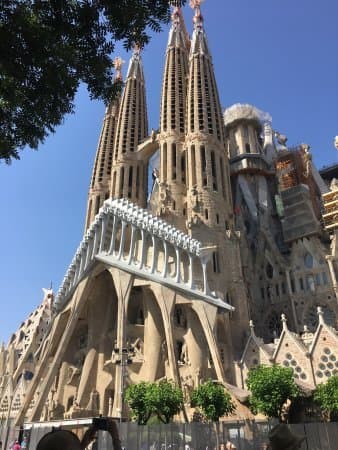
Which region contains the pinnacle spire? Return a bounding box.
[190,0,204,30]
[113,56,125,82]
[125,44,144,81]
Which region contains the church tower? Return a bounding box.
[185,1,233,238]
[185,1,249,354]
[110,46,149,207]
[158,6,189,229]
[84,58,124,231]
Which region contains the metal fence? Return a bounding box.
[5,420,338,449]
[100,421,338,450]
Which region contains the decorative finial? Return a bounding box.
[113,57,125,81]
[317,306,324,324]
[249,320,255,336]
[190,0,204,29]
[334,136,338,150]
[281,314,288,331]
[133,43,141,56]
[171,6,181,26]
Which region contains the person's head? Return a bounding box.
[268,424,305,450]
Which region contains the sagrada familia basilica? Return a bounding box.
[2,0,338,439]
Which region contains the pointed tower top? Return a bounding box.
[113,57,125,81]
[317,306,325,325]
[125,44,144,80]
[133,43,141,56]
[281,314,288,331]
[249,320,256,336]
[190,0,204,29]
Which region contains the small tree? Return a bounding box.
[247,365,299,421]
[125,380,183,425]
[314,375,338,421]
[125,381,153,425]
[151,379,184,424]
[190,380,235,422]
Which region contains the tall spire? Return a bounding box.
[158,5,190,228]
[84,58,124,231]
[110,47,149,206]
[185,0,232,235]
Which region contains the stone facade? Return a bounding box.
[2,2,338,433]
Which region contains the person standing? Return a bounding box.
[12,441,21,450]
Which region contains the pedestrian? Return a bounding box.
[268,424,305,450]
[12,441,21,450]
[20,437,27,450]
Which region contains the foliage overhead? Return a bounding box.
[190,380,235,422]
[0,0,186,163]
[246,365,300,420]
[314,375,338,421]
[125,379,183,425]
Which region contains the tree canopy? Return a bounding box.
[314,375,338,421]
[246,365,300,421]
[0,0,185,163]
[190,380,235,422]
[125,380,183,425]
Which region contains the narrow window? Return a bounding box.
[181,152,186,183]
[299,278,304,290]
[205,209,209,220]
[201,145,207,186]
[136,166,139,199]
[95,195,100,215]
[120,167,124,197]
[211,151,217,191]
[220,157,226,198]
[162,143,167,180]
[112,171,117,197]
[191,145,196,186]
[212,252,220,273]
[128,166,133,198]
[172,143,177,180]
[245,143,251,153]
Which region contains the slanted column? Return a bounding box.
[91,223,100,259]
[127,225,137,265]
[285,270,299,333]
[188,254,194,289]
[200,259,210,295]
[79,245,87,276]
[118,220,127,260]
[73,256,81,284]
[150,236,157,274]
[139,229,147,269]
[161,241,169,278]
[99,214,108,253]
[175,247,181,283]
[326,256,337,286]
[85,234,94,266]
[108,215,118,255]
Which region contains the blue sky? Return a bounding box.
[1,0,338,343]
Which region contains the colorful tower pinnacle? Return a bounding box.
[110,46,149,207]
[158,6,190,229]
[84,57,124,231]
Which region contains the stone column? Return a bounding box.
[109,269,134,419]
